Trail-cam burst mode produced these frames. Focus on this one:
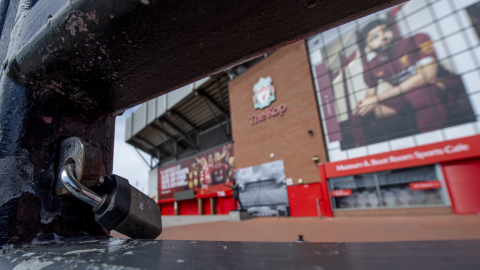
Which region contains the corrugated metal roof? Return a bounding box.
[125,72,231,162]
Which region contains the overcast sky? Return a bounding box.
[112,106,151,194]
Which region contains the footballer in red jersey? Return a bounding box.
[211,151,229,183]
[185,160,201,190]
[354,19,475,133]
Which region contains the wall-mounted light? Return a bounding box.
[312,156,319,162]
[270,153,275,158]
[298,178,304,184]
[308,130,314,136]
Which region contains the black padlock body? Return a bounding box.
[94,175,132,231]
[94,175,162,239]
[114,183,163,239]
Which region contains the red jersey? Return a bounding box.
[363,33,451,132]
[211,162,229,183]
[364,33,442,88]
[201,163,212,185]
[187,171,199,189]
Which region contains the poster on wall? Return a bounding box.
[308,0,480,161]
[236,160,289,217]
[158,143,235,200]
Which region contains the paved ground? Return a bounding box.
[112,215,480,242]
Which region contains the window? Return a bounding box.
[329,165,446,210]
[329,174,379,209]
[377,166,444,207]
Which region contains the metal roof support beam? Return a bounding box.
[152,121,181,142]
[155,120,190,151]
[169,110,198,131]
[199,94,229,138]
[195,91,229,116]
[135,147,154,170]
[129,139,161,160]
[171,113,198,150]
[160,118,197,150]
[134,135,168,158]
[149,125,176,156]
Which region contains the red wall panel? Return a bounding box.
[222,197,235,214]
[179,199,199,215]
[215,197,234,215]
[287,183,322,217]
[203,198,211,215]
[442,158,480,215]
[318,164,333,217]
[160,203,175,216]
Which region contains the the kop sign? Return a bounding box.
[249,77,287,125]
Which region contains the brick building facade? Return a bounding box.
[229,41,327,187]
[150,0,480,217]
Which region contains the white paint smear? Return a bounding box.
[13,259,54,270]
[64,249,105,255]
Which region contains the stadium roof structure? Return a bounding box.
[125,57,266,168]
[124,73,228,168]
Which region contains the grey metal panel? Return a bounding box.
[148,167,159,202]
[146,99,157,125]
[125,115,133,141]
[160,156,177,168]
[174,190,196,201]
[132,104,147,136]
[156,95,166,118]
[177,148,198,160]
[199,123,230,151]
[167,85,192,110]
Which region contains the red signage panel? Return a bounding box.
[331,189,352,197]
[158,143,235,200]
[409,180,441,190]
[324,135,480,178]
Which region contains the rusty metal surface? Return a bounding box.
[1,239,480,269]
[0,0,404,244]
[55,137,103,196]
[12,0,406,120]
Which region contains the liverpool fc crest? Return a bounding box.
[253,77,276,109]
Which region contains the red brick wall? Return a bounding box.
[229,41,327,185]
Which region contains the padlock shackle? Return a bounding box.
[60,164,103,207]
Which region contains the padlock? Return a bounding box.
[58,157,162,239]
[93,174,162,239]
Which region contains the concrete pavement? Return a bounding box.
[112,215,480,242]
[160,215,229,228]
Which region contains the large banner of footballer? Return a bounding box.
[158,143,235,200]
[314,1,477,151]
